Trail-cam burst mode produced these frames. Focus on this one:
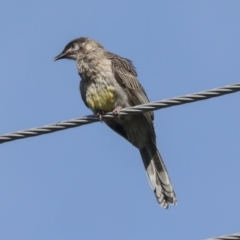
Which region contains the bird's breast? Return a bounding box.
[84,80,117,112]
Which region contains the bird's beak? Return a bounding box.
[53,51,68,61]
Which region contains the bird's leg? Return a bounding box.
[113,106,122,117]
[97,110,105,122]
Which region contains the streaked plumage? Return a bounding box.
[54,37,177,208]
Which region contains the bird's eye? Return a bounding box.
[72,43,79,50]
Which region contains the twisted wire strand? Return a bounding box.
[0,82,240,144]
[208,232,240,240]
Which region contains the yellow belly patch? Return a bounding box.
[86,85,116,112]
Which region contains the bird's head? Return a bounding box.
[53,37,104,61]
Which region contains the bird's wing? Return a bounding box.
[105,51,155,135]
[105,52,154,124]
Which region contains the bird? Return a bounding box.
[53,37,177,208]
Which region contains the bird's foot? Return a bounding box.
[113,106,122,118]
[97,110,105,122]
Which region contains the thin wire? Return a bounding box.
[208,232,240,240]
[0,82,240,144]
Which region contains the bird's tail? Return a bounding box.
[140,143,177,208]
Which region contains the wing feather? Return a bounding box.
[105,52,154,125]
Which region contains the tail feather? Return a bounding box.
[140,145,177,208]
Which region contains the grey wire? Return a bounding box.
[208,232,240,240]
[0,82,240,144]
